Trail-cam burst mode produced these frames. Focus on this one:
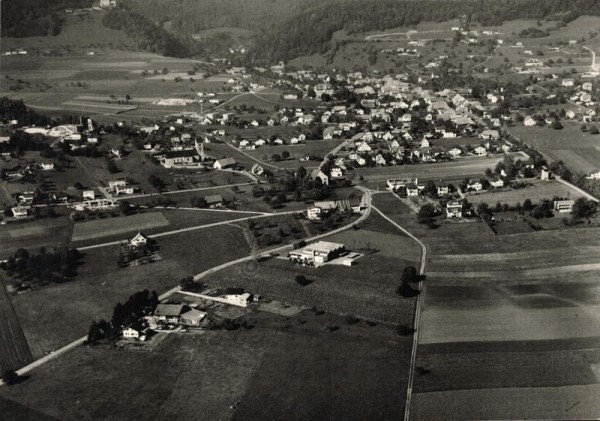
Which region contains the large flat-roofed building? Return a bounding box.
[553,200,574,213]
[288,241,346,266]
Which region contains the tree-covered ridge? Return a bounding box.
[101,7,197,57]
[0,97,53,127]
[0,0,92,37]
[248,0,600,63]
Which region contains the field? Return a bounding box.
[0,275,33,373]
[204,212,421,324]
[511,123,600,175]
[71,211,170,242]
[465,179,584,205]
[0,309,412,421]
[10,222,250,359]
[0,215,74,259]
[243,139,345,170]
[390,194,600,420]
[357,155,520,189]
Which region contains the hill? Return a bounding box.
[0,0,93,38]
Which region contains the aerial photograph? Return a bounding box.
[1,0,600,419]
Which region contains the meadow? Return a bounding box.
[465,179,584,206]
[511,123,600,175]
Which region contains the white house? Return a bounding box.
[40,162,55,171]
[307,207,322,220]
[129,232,149,247]
[448,147,462,158]
[490,178,504,188]
[357,142,372,152]
[474,146,487,156]
[331,167,344,179]
[122,327,141,339]
[468,180,483,191]
[524,116,537,126]
[587,169,600,180]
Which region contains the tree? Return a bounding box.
[522,198,533,211]
[552,120,563,130]
[401,266,419,283]
[281,150,290,159]
[295,274,311,286]
[572,198,596,219]
[2,369,19,385]
[591,126,599,135]
[417,204,436,227]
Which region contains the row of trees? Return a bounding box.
[0,246,82,286]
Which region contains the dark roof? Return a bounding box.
[204,194,223,204]
[154,303,184,317]
[163,150,197,159]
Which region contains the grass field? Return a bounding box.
[0,275,33,373]
[357,155,518,188]
[71,212,170,242]
[465,179,584,205]
[511,122,600,175]
[0,310,412,421]
[204,212,421,324]
[11,222,250,359]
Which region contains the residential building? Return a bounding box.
[554,200,574,213]
[446,201,463,218]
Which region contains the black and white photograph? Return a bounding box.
[1,0,600,419]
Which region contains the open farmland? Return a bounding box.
[406,204,600,420]
[0,275,33,373]
[511,123,600,175]
[0,309,411,421]
[357,155,522,188]
[71,212,170,242]
[11,223,250,359]
[465,179,584,205]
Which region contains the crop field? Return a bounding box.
[411,384,600,421]
[0,309,412,421]
[405,187,600,421]
[71,211,170,242]
[465,179,584,205]
[511,123,600,174]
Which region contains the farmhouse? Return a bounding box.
[11,206,30,218]
[204,194,224,208]
[587,169,600,180]
[289,241,346,266]
[122,327,142,340]
[479,129,499,140]
[180,309,207,326]
[213,158,237,170]
[446,201,463,218]
[554,200,574,213]
[251,163,265,177]
[129,232,149,247]
[153,304,185,325]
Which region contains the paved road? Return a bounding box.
[368,194,428,421]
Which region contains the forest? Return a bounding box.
[102,7,198,57]
[246,0,600,63]
[0,0,92,37]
